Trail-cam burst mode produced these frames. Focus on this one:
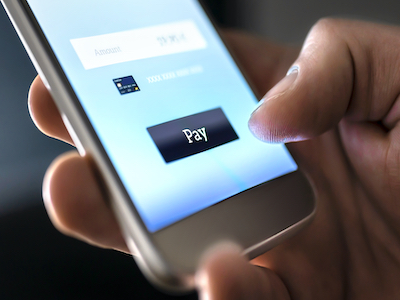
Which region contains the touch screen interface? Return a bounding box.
[26,0,297,232]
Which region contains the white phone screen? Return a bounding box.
[26,0,297,232]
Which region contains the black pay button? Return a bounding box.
[147,108,239,163]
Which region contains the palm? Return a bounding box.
[251,130,398,299]
[226,30,400,299]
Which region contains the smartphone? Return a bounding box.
[2,0,315,292]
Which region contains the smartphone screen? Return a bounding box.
[25,0,297,232]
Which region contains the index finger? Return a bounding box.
[28,75,73,145]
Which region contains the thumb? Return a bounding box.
[196,245,290,300]
[248,19,354,143]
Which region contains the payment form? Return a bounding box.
[26,0,297,232]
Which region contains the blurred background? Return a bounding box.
[1,0,400,299]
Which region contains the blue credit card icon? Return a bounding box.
[113,76,140,95]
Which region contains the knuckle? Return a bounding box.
[314,17,339,29]
[301,18,349,60]
[310,18,343,38]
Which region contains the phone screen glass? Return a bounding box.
[25,0,297,232]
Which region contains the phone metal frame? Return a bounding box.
[2,0,316,292]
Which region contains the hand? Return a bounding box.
[29,19,400,299]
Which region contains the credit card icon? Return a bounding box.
[113,76,140,95]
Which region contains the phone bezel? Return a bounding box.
[2,0,316,291]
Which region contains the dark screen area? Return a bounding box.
[201,0,239,28]
[0,205,198,300]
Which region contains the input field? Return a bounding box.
[70,20,208,70]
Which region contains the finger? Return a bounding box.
[249,18,354,143]
[249,19,400,143]
[196,245,290,300]
[28,75,73,144]
[43,151,129,253]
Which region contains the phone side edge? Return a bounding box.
[0,0,191,292]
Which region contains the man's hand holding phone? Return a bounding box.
[30,19,400,299]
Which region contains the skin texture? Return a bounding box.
[28,19,400,299]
